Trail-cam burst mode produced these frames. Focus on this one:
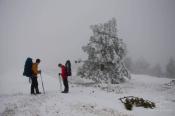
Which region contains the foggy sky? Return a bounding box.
[0,0,175,74]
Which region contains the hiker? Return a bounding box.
[58,63,69,93]
[31,59,41,95]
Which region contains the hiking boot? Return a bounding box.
[61,91,68,93]
[31,93,36,95]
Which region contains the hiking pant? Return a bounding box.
[31,76,39,94]
[63,78,69,92]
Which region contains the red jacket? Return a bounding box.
[61,65,67,80]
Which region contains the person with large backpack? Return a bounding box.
[23,58,42,95]
[58,63,69,93]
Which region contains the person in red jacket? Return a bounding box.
[58,63,69,93]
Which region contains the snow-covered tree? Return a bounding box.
[166,58,175,78]
[78,18,131,84]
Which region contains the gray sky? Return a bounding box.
[0,0,175,74]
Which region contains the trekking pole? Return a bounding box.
[58,73,62,91]
[40,73,45,94]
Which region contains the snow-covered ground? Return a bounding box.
[0,70,175,116]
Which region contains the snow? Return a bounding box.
[0,70,175,116]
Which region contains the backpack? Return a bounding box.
[23,57,33,77]
[65,60,72,76]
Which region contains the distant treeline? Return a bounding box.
[124,57,175,78]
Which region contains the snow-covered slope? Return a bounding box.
[0,71,175,116]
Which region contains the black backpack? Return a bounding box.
[65,60,72,76]
[23,57,33,77]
